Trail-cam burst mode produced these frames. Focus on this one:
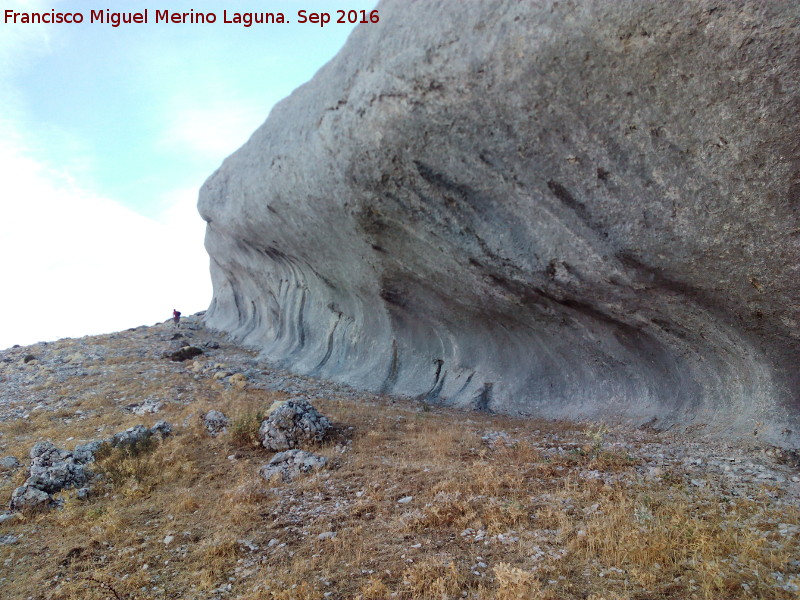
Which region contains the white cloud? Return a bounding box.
[0,2,216,349]
[0,123,211,349]
[158,100,266,160]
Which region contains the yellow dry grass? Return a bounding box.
[0,330,798,600]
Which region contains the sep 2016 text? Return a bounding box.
[3,8,381,28]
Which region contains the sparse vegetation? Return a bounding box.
[229,408,267,449]
[0,322,798,599]
[93,436,161,491]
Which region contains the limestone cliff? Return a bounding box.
[199,0,800,447]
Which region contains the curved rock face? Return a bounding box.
[199,0,800,447]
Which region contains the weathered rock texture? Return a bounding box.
[259,398,332,451]
[199,0,800,447]
[9,422,172,511]
[259,449,328,483]
[203,410,230,436]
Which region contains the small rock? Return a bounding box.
[317,531,337,541]
[582,503,600,515]
[259,449,328,483]
[238,539,259,551]
[110,425,151,448]
[73,441,104,464]
[0,534,19,545]
[0,511,18,524]
[131,400,163,416]
[164,535,175,545]
[397,496,413,504]
[27,443,89,494]
[9,484,50,510]
[150,420,173,438]
[203,410,230,436]
[0,456,21,471]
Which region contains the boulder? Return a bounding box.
[259,449,328,483]
[203,410,230,436]
[72,441,105,464]
[150,420,173,438]
[0,456,21,472]
[199,0,800,447]
[9,485,50,511]
[110,421,172,449]
[259,398,331,451]
[168,346,204,362]
[10,442,88,510]
[26,441,88,494]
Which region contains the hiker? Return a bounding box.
[172,309,181,327]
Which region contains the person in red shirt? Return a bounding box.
[172,309,181,327]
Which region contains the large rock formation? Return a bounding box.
[199,0,800,447]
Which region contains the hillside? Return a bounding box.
[0,315,799,599]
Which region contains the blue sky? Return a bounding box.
[0,0,376,348]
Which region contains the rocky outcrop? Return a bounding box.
[9,422,172,511]
[10,441,91,510]
[199,0,800,446]
[259,398,331,451]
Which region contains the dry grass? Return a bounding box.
[1,332,799,599]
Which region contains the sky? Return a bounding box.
[0,0,377,349]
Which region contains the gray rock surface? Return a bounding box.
[259,449,328,483]
[10,442,88,510]
[259,398,331,451]
[9,485,50,510]
[72,440,104,464]
[110,421,172,449]
[203,410,230,436]
[0,456,20,471]
[199,0,800,447]
[8,422,173,511]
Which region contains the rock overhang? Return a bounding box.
[199,0,800,447]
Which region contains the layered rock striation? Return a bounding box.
[199,0,800,446]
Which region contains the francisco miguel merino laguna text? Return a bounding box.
[3,8,381,27]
